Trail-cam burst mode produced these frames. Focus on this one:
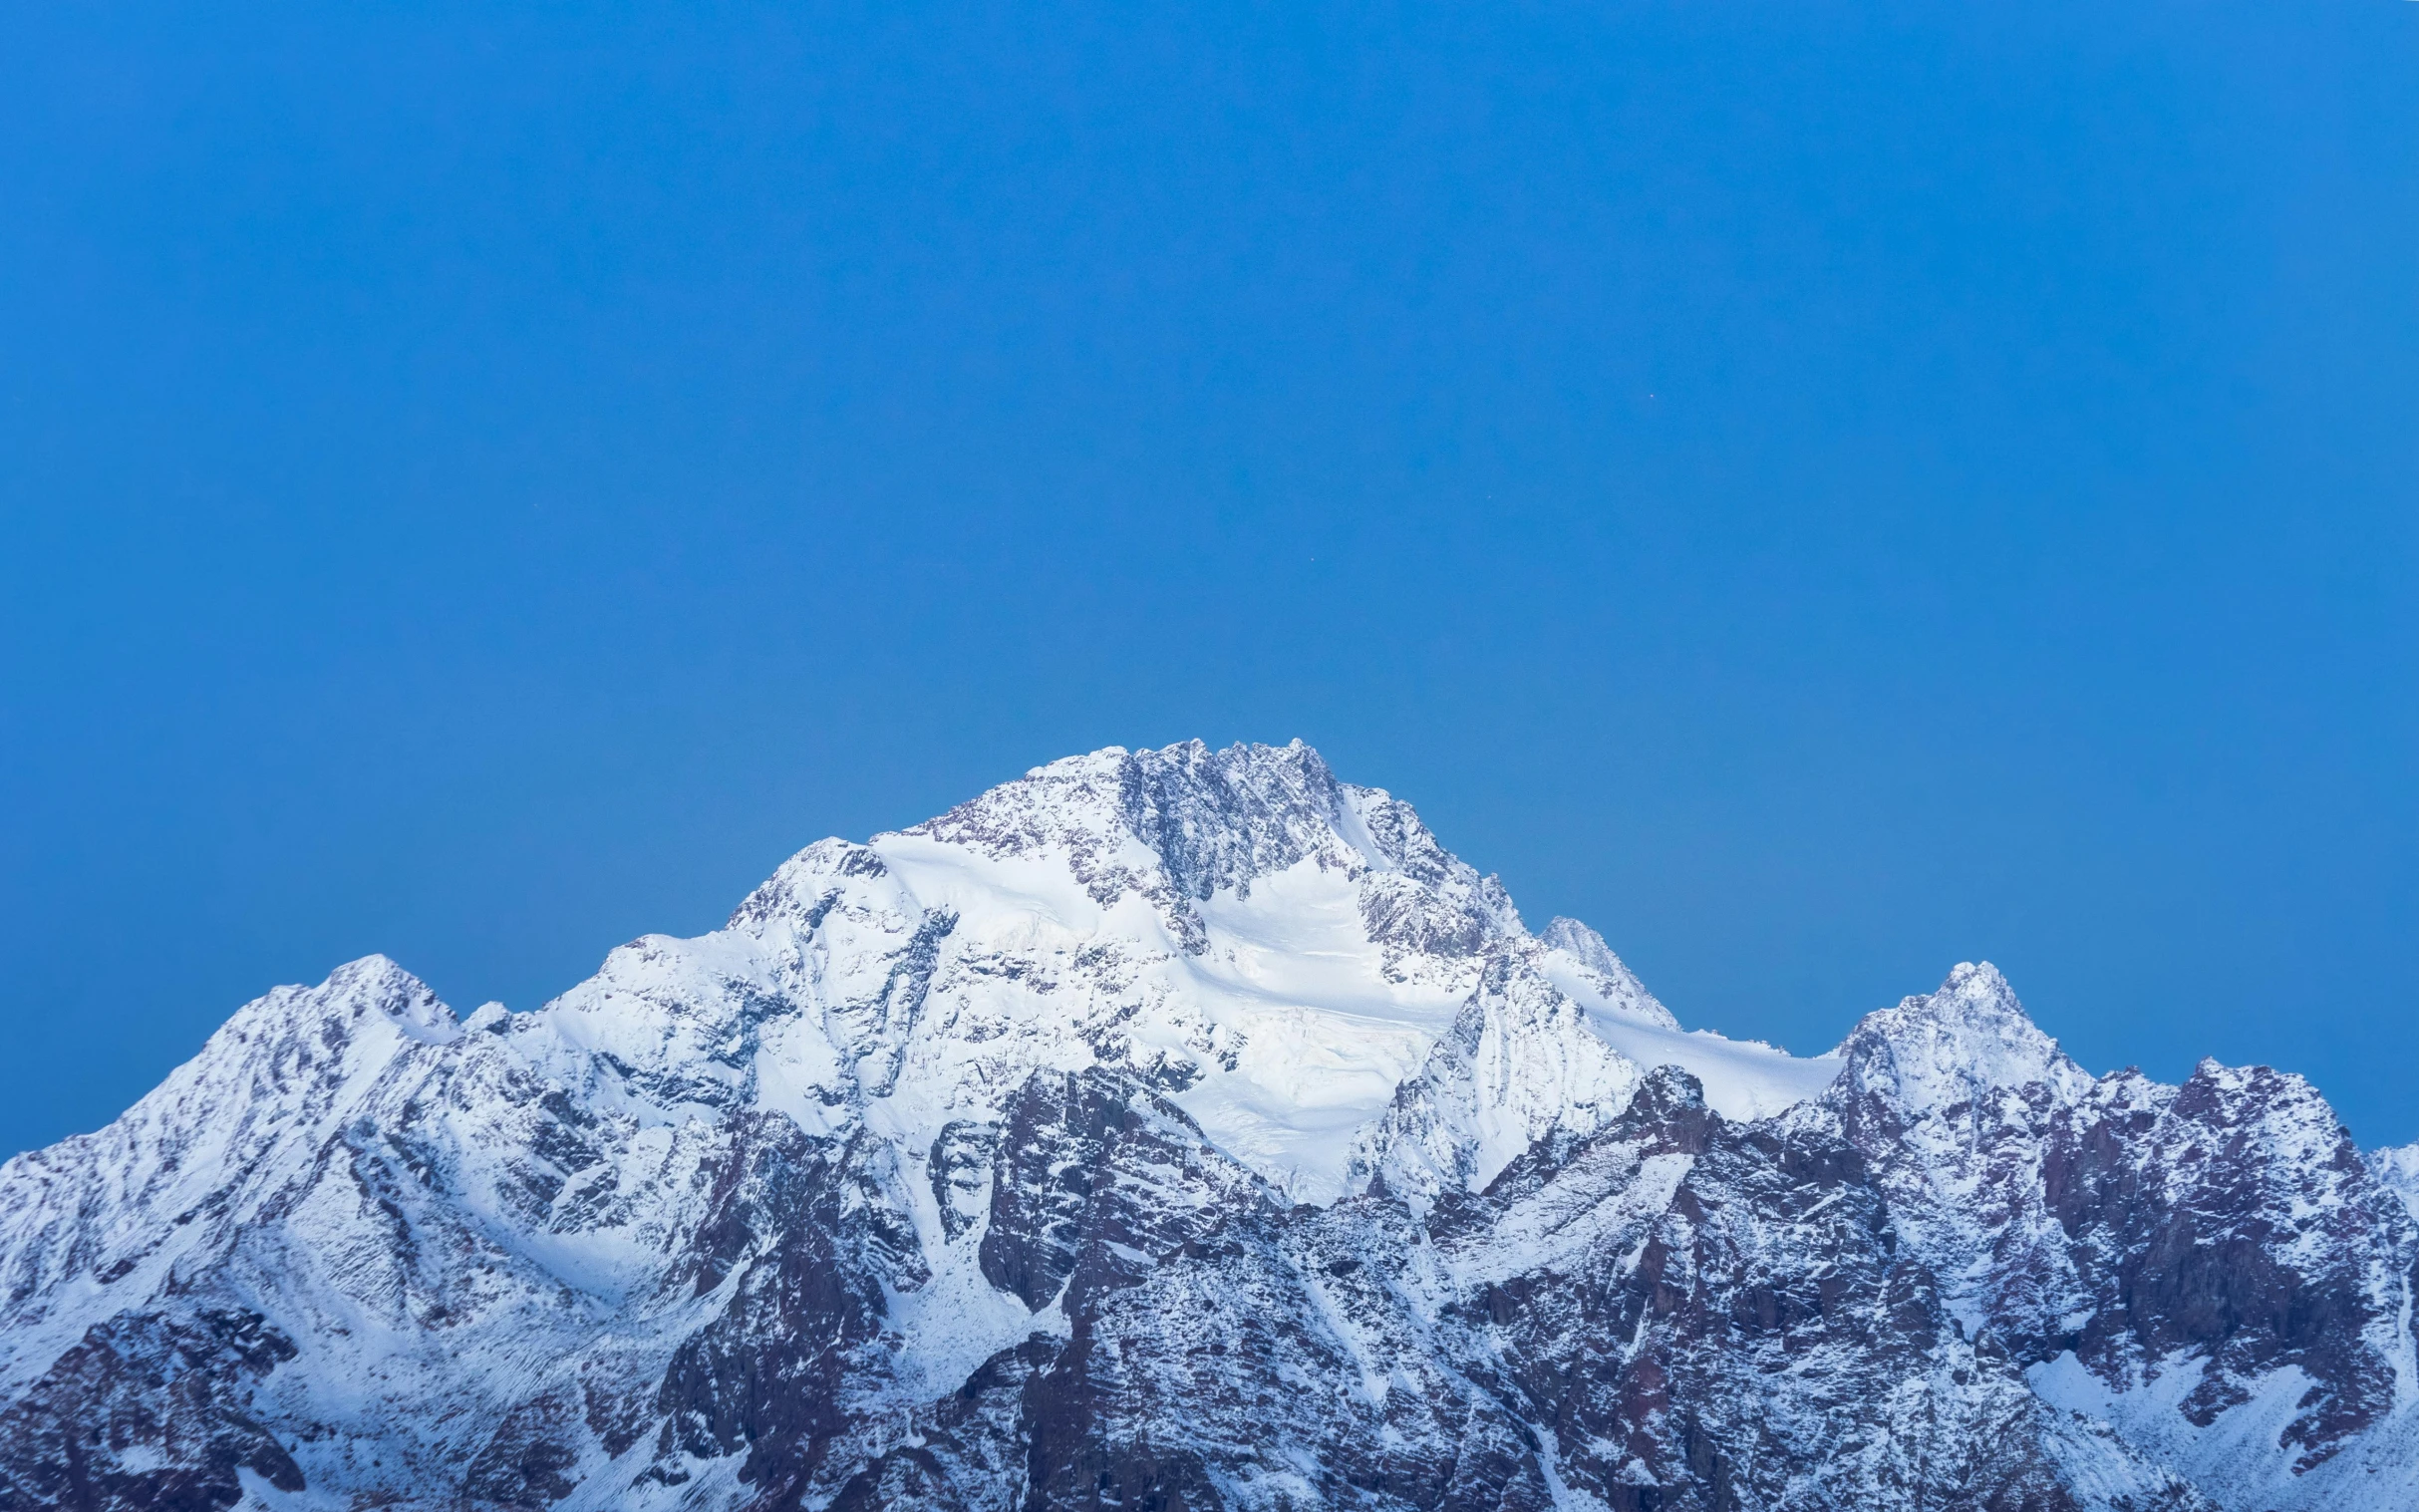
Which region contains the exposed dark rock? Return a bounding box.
[0,1311,302,1512]
[0,747,2394,1512]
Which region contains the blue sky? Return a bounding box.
[2,1,2413,1156]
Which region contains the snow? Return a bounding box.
[1582,1014,1840,1123]
[9,738,2414,1511]
[2024,1350,2419,1511]
[2369,1143,2419,1223]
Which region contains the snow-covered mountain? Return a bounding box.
[1,740,2410,1512]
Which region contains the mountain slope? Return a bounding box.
[0,741,2407,1512]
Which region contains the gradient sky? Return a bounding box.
[3,1,2414,1158]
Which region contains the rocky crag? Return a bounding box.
[3,741,2411,1511]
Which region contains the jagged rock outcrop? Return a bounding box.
[0,742,2409,1511]
[1812,964,2419,1509]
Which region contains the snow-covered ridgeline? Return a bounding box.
[1,739,2411,1512]
[444,738,1842,1210]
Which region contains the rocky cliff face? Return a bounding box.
[0,742,2410,1511]
[1815,965,2419,1507]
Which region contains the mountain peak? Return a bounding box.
[906,740,1351,891]
[325,953,459,1042]
[1535,916,1678,1030]
[217,953,459,1052]
[1828,961,2090,1114]
[1539,916,1620,974]
[892,739,1520,960]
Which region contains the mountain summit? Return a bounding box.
[2,742,2412,1512]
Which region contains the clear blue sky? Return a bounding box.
[3,2,2413,1156]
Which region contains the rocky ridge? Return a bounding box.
[0,740,2410,1511]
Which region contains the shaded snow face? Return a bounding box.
[2,739,2410,1512]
